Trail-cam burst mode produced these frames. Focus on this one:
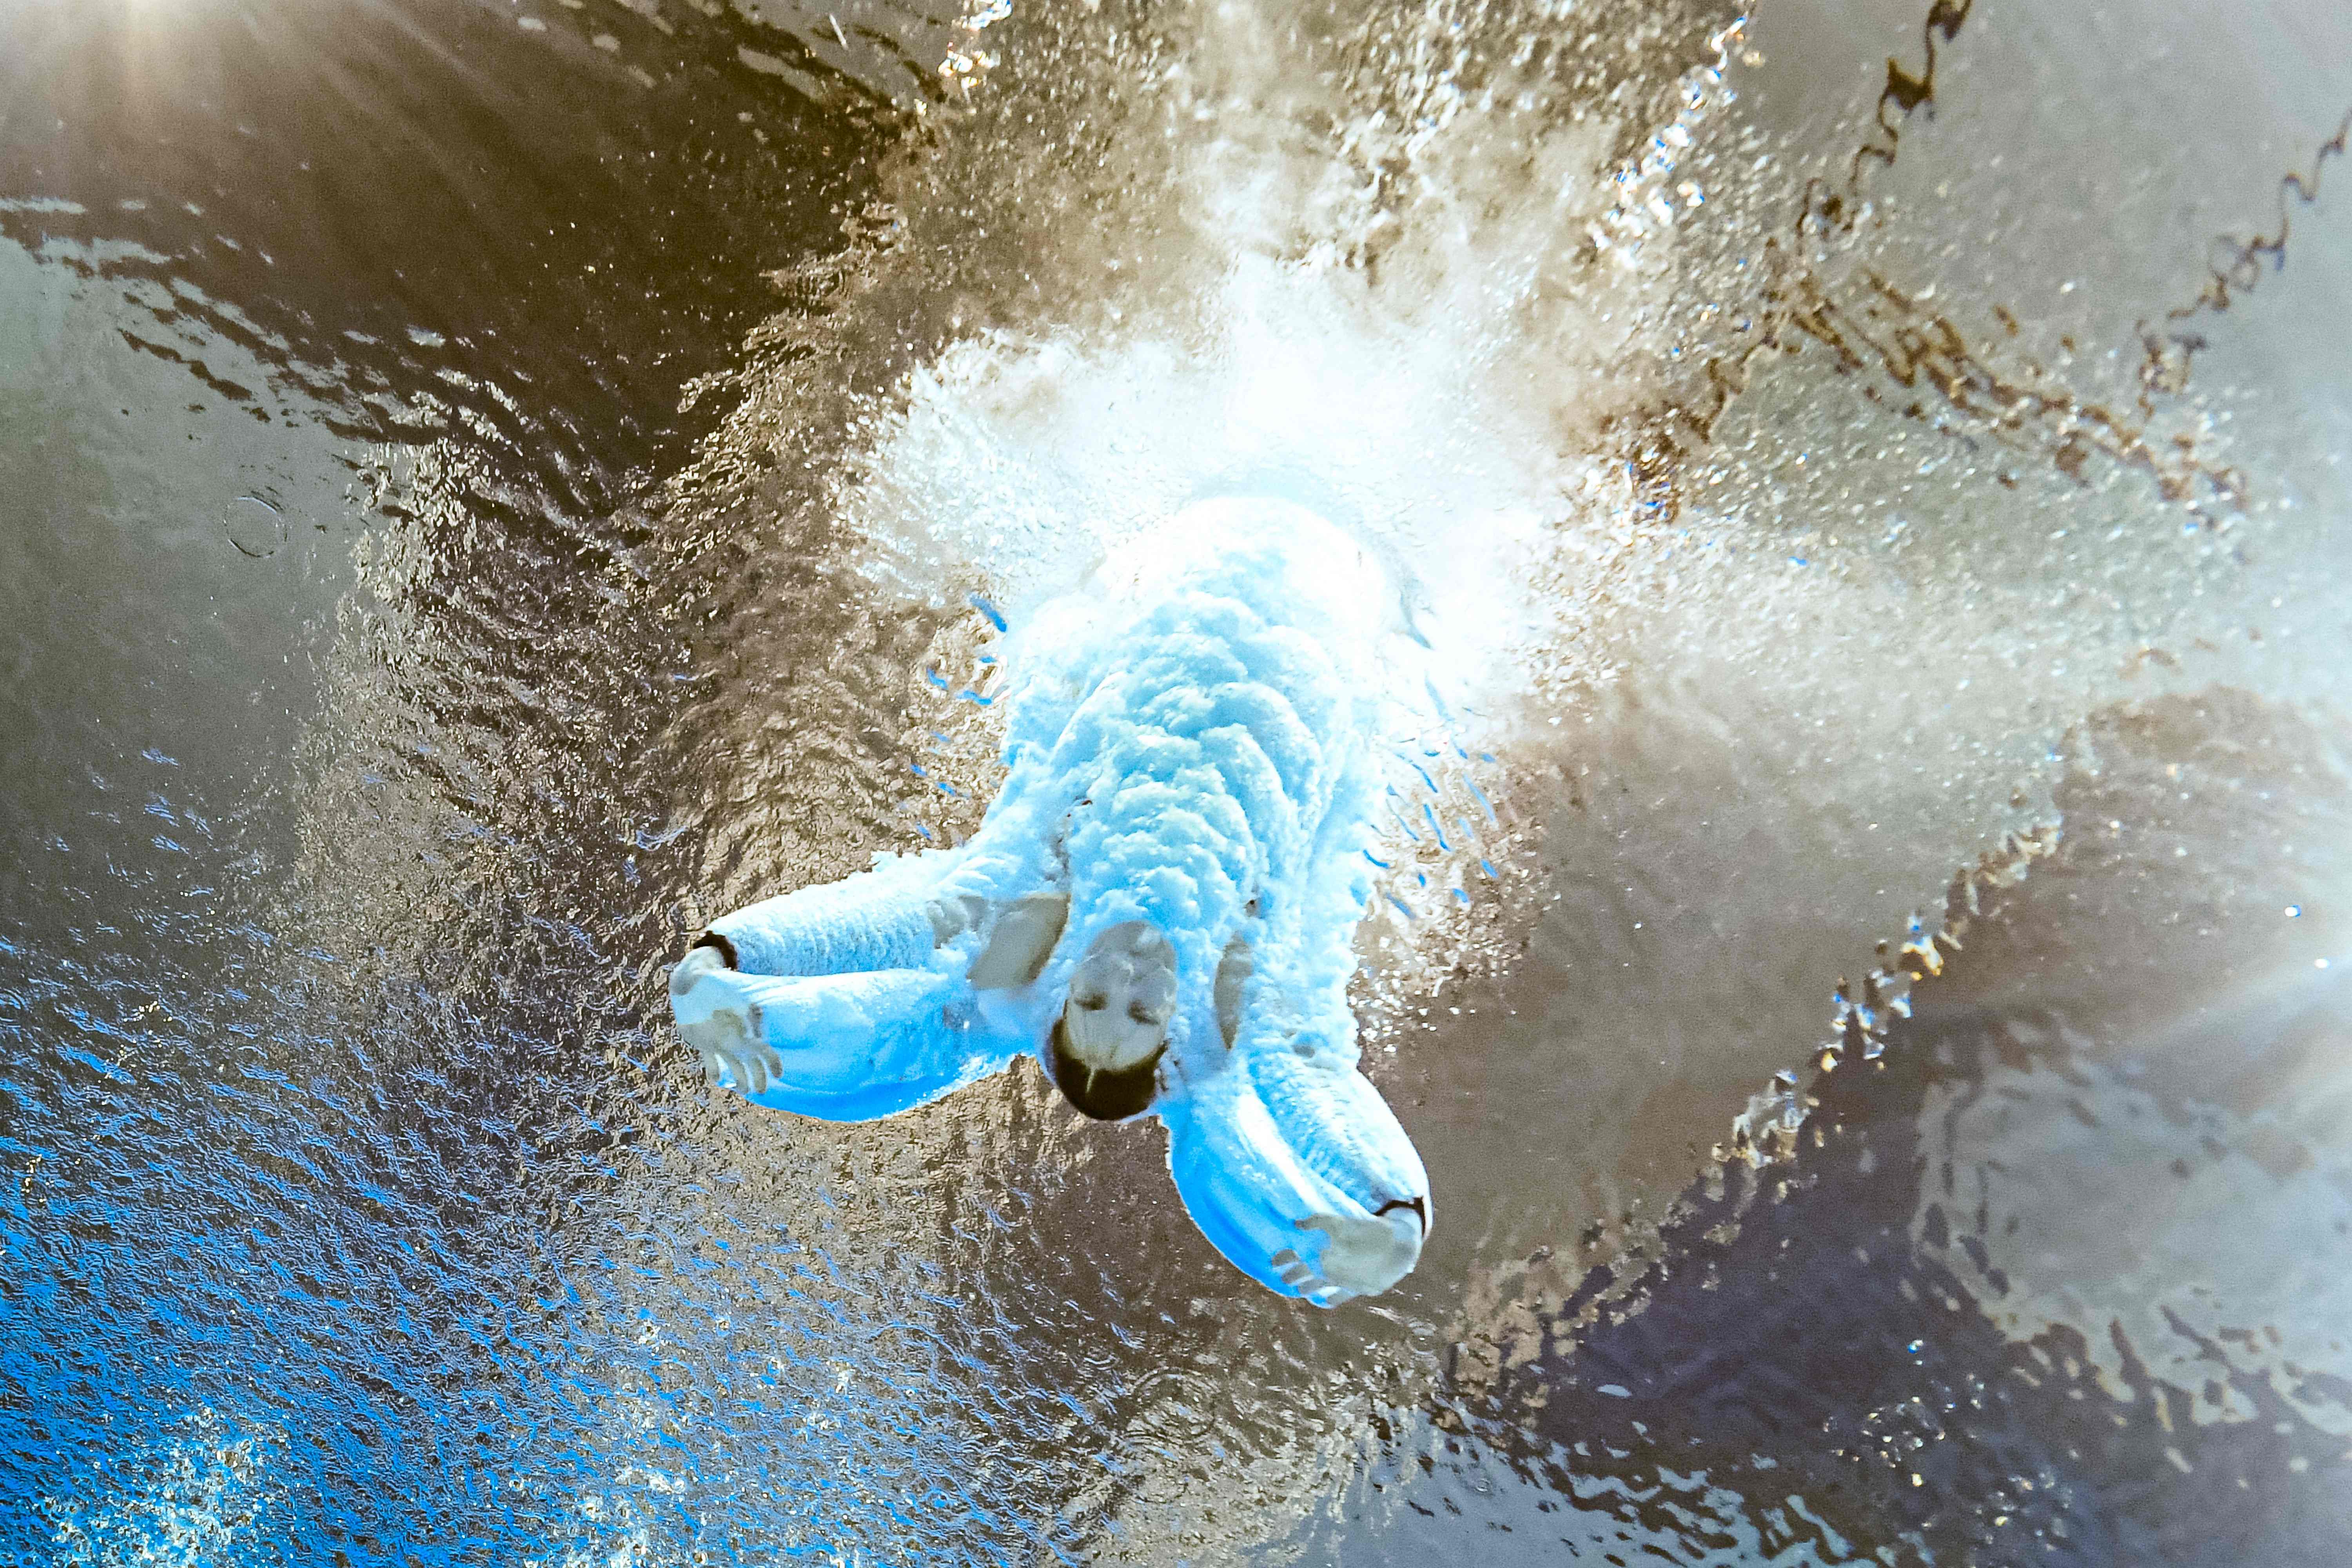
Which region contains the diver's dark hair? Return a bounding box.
[1047,1019,1164,1121]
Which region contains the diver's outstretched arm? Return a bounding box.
[671,960,1029,1122]
[1161,1048,1429,1306]
[702,849,968,978]
[676,829,1071,1121]
[697,775,1074,979]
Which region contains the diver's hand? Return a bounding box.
[671,944,772,1089]
[1285,1206,1428,1301]
[1164,1044,1430,1306]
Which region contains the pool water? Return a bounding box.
[2,0,2348,1562]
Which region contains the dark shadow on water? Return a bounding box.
[1379,689,2352,1566]
[1445,1015,2352,1564]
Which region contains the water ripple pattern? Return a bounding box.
[2,0,2348,1563]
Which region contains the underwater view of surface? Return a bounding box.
[2,0,2350,1561]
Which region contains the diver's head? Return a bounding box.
[1049,921,1176,1120]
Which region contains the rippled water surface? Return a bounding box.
[4,0,2349,1562]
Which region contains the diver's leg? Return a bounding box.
[672,963,1024,1122]
[1161,1051,1430,1306]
